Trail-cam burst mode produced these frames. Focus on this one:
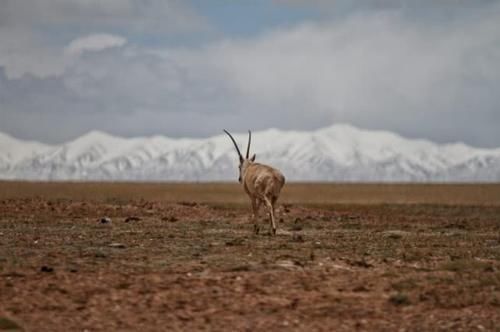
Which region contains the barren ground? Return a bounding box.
[0,182,499,331]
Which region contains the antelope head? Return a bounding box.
[223,129,255,183]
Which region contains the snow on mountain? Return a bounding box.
[0,132,52,172]
[1,124,499,182]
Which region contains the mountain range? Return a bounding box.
[1,124,499,182]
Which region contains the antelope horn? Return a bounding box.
[223,129,243,161]
[246,130,251,159]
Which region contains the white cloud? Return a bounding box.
[0,28,66,79]
[0,0,207,79]
[1,2,500,147]
[187,8,500,144]
[0,31,127,79]
[65,34,127,56]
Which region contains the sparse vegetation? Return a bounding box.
[389,293,411,306]
[441,259,495,273]
[0,317,22,331]
[0,181,499,331]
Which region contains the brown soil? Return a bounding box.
[0,182,499,331]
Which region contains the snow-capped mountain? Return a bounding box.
[1,124,499,182]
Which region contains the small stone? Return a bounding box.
[40,266,54,273]
[292,234,305,242]
[109,242,126,249]
[161,216,178,222]
[100,217,112,224]
[383,230,409,239]
[275,259,302,270]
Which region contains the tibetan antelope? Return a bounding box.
[223,129,285,235]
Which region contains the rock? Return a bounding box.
[389,292,411,305]
[353,285,369,292]
[108,243,126,249]
[291,234,305,242]
[349,259,374,268]
[383,230,410,239]
[161,216,178,222]
[275,259,303,270]
[40,266,54,273]
[100,217,112,224]
[124,216,141,222]
[179,201,197,207]
[225,238,245,246]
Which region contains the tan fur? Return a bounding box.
[224,130,285,235]
[243,162,285,235]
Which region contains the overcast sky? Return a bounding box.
[0,0,499,147]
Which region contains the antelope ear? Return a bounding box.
[250,154,256,162]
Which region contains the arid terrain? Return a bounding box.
[0,182,499,331]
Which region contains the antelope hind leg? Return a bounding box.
[251,198,261,235]
[264,196,276,236]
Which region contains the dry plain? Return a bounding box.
[0,181,499,331]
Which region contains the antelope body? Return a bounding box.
[224,129,285,235]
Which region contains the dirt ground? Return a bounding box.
[0,182,499,331]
